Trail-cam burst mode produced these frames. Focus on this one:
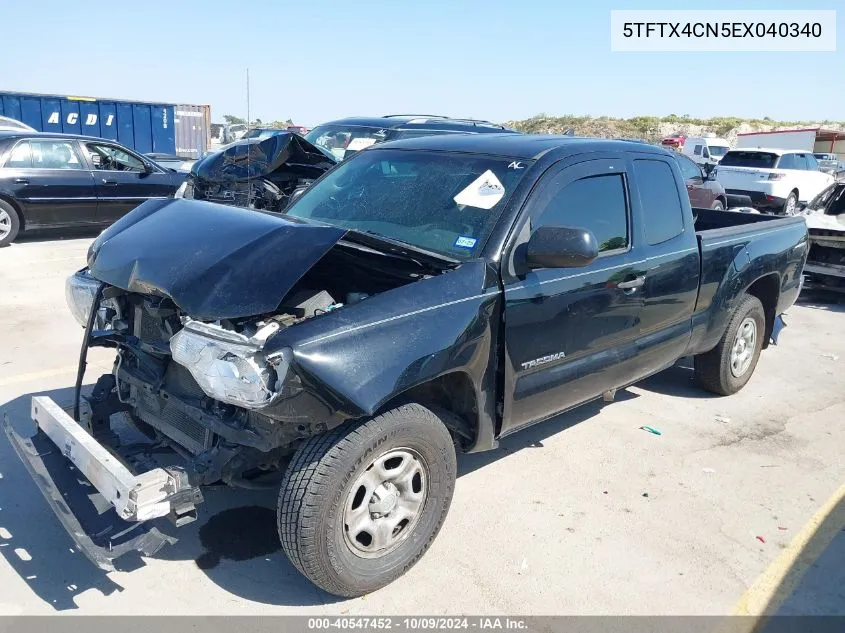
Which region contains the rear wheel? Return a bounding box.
[783,191,798,216]
[0,200,21,247]
[694,294,765,395]
[277,403,457,597]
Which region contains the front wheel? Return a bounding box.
[711,199,725,211]
[694,294,765,395]
[277,404,457,597]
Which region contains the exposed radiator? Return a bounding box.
[135,389,213,455]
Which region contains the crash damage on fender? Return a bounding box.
[5,195,499,568]
[183,132,337,212]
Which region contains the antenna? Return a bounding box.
[246,68,250,204]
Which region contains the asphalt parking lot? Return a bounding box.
[0,233,843,616]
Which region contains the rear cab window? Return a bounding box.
[633,159,685,245]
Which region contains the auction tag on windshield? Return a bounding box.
[453,170,505,210]
[347,137,377,151]
[454,236,478,249]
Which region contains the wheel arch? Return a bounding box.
[0,194,24,231]
[744,273,780,349]
[373,370,479,450]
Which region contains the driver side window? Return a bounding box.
[534,173,629,254]
[86,143,145,172]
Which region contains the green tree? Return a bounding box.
[223,114,246,125]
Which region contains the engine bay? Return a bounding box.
[80,239,444,480]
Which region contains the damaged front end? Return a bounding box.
[6,197,462,568]
[179,132,337,212]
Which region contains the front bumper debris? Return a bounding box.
[2,397,202,571]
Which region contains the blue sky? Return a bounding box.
[1,0,840,126]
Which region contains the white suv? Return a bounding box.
[715,148,834,215]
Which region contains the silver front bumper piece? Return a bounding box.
[29,396,180,522]
[4,396,202,570]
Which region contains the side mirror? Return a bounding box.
[525,226,599,269]
[142,161,154,173]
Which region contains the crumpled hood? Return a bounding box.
[193,132,336,183]
[87,198,347,319]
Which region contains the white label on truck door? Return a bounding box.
[453,170,505,210]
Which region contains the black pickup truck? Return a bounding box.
[5,135,808,597]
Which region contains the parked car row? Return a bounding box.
[0,131,186,246]
[176,115,518,213]
[0,113,835,247]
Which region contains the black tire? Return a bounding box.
[278,403,457,597]
[0,200,21,247]
[783,191,798,216]
[694,294,766,395]
[711,199,725,211]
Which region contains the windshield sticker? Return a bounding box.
[454,236,478,249]
[508,161,525,170]
[347,137,377,151]
[453,170,505,210]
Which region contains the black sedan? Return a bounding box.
[0,131,186,246]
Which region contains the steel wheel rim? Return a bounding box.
[342,447,428,558]
[0,209,11,240]
[730,317,757,377]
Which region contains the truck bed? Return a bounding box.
[692,207,799,233]
[687,208,808,356]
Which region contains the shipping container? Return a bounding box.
[0,91,210,158]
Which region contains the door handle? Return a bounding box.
[14,178,29,184]
[102,178,118,185]
[616,275,646,291]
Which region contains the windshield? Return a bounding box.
[285,149,530,260]
[719,151,778,169]
[304,124,388,161]
[708,145,729,157]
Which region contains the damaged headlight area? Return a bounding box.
[65,270,122,330]
[170,319,291,409]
